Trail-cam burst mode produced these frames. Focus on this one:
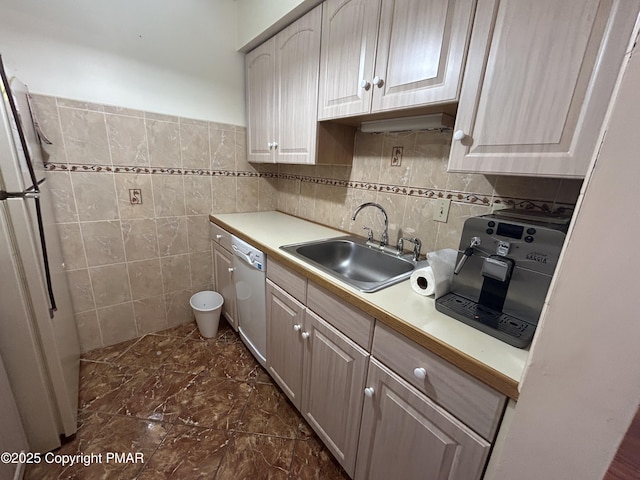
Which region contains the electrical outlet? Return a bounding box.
[433,198,451,222]
[129,189,142,205]
[391,146,403,166]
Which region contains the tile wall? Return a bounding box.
[31,95,277,353]
[32,95,582,353]
[277,130,582,253]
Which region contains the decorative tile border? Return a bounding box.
[279,173,575,213]
[44,162,263,178]
[44,162,574,214]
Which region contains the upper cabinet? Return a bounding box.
[448,0,640,178]
[246,5,355,164]
[317,0,476,120]
[245,39,276,163]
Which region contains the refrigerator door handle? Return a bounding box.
[33,195,57,318]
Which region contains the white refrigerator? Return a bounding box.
[0,55,80,456]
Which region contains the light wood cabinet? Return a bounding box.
[265,280,305,409]
[318,0,475,120]
[355,358,491,480]
[266,273,369,477]
[211,223,237,330]
[372,322,506,441]
[213,244,238,331]
[302,309,369,476]
[245,38,275,163]
[265,259,504,479]
[306,282,374,350]
[448,0,640,178]
[245,5,355,164]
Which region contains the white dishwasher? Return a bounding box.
[231,235,267,367]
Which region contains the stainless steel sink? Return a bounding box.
[280,236,424,292]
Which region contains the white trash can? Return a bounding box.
[190,291,224,338]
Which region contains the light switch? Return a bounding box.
[433,199,451,222]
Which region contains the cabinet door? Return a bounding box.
[213,245,237,331]
[318,0,381,119]
[449,0,639,177]
[355,358,490,480]
[246,38,275,163]
[275,5,322,164]
[371,0,475,112]
[266,280,305,409]
[301,309,369,477]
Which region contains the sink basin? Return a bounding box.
[280,236,423,292]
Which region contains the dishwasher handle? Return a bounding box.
[232,244,265,271]
[232,244,252,263]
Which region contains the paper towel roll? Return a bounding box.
[411,267,436,296]
[409,248,457,299]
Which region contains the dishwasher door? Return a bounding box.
[231,235,267,367]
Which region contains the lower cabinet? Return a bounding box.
[213,244,238,331]
[266,279,369,477]
[355,358,491,480]
[265,258,503,480]
[302,308,369,474]
[266,280,305,408]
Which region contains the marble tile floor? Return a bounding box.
[25,319,350,479]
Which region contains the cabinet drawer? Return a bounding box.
[210,222,232,251]
[372,323,506,441]
[307,283,374,351]
[267,260,307,303]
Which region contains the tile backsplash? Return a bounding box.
[32,95,276,352]
[32,95,582,353]
[277,130,581,252]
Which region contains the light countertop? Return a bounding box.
[210,211,528,399]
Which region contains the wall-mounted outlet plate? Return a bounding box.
[391,146,403,166]
[433,198,451,222]
[129,189,142,205]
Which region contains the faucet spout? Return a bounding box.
[351,202,389,248]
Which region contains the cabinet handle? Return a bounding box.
[228,267,234,273]
[215,234,222,240]
[301,331,310,340]
[364,387,375,398]
[453,130,467,141]
[413,367,427,380]
[293,324,302,332]
[372,76,384,88]
[273,141,278,150]
[268,142,273,149]
[360,79,371,91]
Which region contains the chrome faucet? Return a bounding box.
[351,202,389,248]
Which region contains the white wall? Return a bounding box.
[490,33,640,479]
[235,0,321,51]
[0,0,245,125]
